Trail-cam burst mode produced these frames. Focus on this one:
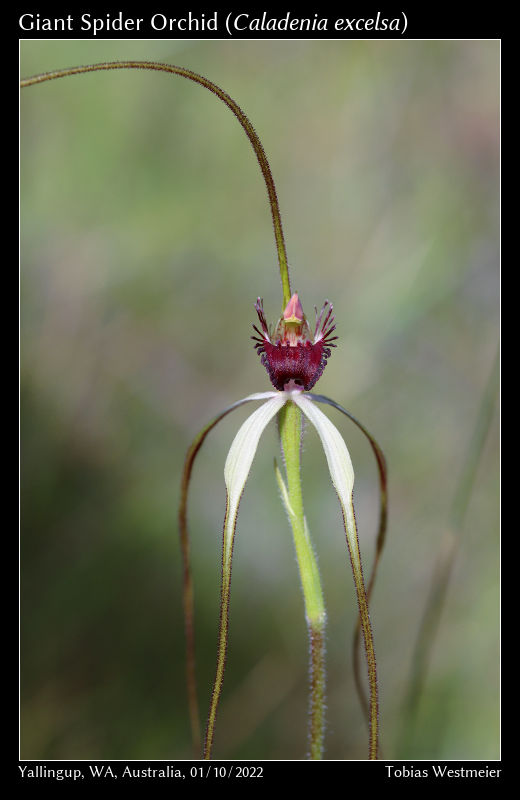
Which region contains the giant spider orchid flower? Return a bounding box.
[21,60,387,763]
[252,293,338,391]
[180,292,387,762]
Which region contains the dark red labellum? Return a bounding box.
[260,341,329,391]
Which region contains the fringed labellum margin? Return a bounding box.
[252,293,338,391]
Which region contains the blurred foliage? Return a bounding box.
[20,40,499,760]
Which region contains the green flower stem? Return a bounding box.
[278,400,326,759]
[20,61,292,306]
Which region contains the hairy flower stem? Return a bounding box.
[278,401,326,759]
[20,61,292,306]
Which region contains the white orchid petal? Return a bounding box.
[292,392,355,505]
[292,392,359,587]
[223,393,287,565]
[239,391,281,402]
[293,392,379,758]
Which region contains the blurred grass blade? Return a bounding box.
[179,391,279,754]
[398,348,499,755]
[308,393,387,726]
[204,393,287,758]
[293,392,379,760]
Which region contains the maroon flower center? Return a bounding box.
[261,340,327,391]
[252,294,337,391]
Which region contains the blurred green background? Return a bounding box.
[20,40,499,760]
